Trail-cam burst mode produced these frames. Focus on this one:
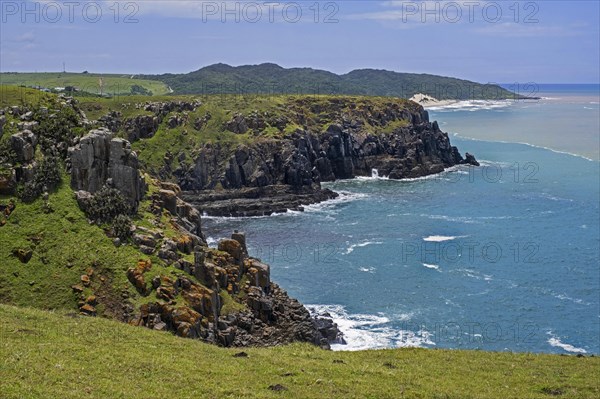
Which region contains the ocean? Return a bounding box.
[204,84,600,354]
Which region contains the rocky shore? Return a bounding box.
[142,97,478,216]
[0,92,477,351]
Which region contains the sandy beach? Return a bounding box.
[409,93,459,109]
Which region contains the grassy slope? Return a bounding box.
[0,73,170,96]
[0,177,174,311]
[1,304,598,399]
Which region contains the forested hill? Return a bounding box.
[142,63,523,100]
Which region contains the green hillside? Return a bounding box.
[142,63,524,100]
[1,304,597,399]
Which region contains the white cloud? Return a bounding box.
[349,1,491,22]
[474,22,586,38]
[16,31,36,43]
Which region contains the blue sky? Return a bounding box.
[1,1,599,83]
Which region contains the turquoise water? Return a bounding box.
[204,86,600,354]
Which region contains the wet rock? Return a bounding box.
[463,152,480,166]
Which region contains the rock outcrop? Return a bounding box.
[131,230,343,349]
[168,99,478,216]
[10,130,38,163]
[69,128,145,206]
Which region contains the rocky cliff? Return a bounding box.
[182,99,477,215]
[0,91,343,349]
[93,96,477,216]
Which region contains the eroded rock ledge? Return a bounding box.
[165,99,477,216]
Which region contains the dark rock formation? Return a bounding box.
[131,230,344,349]
[124,115,159,142]
[69,128,145,205]
[182,185,338,217]
[171,100,477,216]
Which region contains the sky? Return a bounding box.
[1,0,599,83]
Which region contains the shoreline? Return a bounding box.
[451,133,599,162]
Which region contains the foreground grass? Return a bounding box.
[1,305,597,399]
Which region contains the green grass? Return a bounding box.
[0,178,144,310]
[1,304,598,399]
[0,72,170,96]
[0,174,239,314]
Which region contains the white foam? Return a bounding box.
[345,240,384,255]
[547,334,587,354]
[358,267,377,273]
[422,263,440,271]
[307,304,434,351]
[302,191,369,214]
[428,99,514,112]
[423,235,467,242]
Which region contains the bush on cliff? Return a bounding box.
[33,105,80,157]
[111,214,133,241]
[80,185,132,224]
[17,156,62,202]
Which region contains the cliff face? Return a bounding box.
[155,97,478,216]
[0,91,343,349]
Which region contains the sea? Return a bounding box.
[204,84,600,354]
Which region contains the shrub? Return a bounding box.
[0,140,17,165]
[34,106,80,157]
[83,186,132,224]
[111,214,132,241]
[17,156,62,202]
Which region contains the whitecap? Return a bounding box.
[547,333,587,354]
[423,235,468,242]
[358,267,377,273]
[345,240,384,255]
[422,263,440,271]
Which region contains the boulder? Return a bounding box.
[126,260,152,295]
[231,231,248,256]
[124,115,159,142]
[69,129,113,194]
[464,152,480,166]
[108,138,145,204]
[12,248,32,264]
[158,189,177,214]
[10,130,37,163]
[225,113,248,134]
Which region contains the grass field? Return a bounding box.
[0,72,170,96]
[1,304,598,399]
